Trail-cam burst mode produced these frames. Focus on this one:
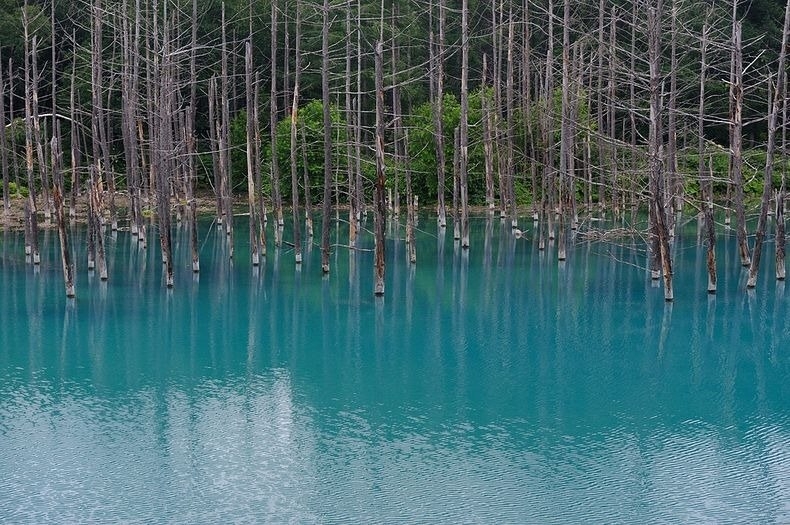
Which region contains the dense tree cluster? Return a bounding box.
[0,0,788,297]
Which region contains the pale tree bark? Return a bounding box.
[271,0,284,231]
[246,39,261,267]
[405,130,416,263]
[543,0,555,241]
[31,37,51,225]
[648,4,673,301]
[220,3,233,247]
[22,4,39,264]
[505,10,516,228]
[558,0,571,261]
[254,71,267,256]
[667,1,680,220]
[698,19,716,293]
[434,0,447,227]
[748,0,790,288]
[482,54,495,217]
[452,127,460,241]
[391,6,401,219]
[459,0,470,248]
[290,0,303,264]
[346,1,357,247]
[374,41,386,295]
[301,119,313,237]
[188,0,199,271]
[208,76,222,223]
[320,0,332,273]
[731,19,750,266]
[0,54,8,214]
[69,42,80,221]
[52,126,75,297]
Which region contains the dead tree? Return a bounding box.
[459,0,470,248]
[374,41,386,295]
[220,3,233,246]
[747,0,790,288]
[648,5,673,301]
[346,2,357,247]
[271,0,284,230]
[31,36,51,225]
[731,19,750,266]
[433,0,447,227]
[246,40,261,267]
[52,127,75,298]
[405,130,416,263]
[0,55,8,214]
[320,0,332,273]
[301,119,313,237]
[22,4,39,264]
[698,19,716,293]
[290,0,303,264]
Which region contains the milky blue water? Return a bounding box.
[1,214,789,523]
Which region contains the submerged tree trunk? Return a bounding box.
[374,41,386,295]
[748,0,790,288]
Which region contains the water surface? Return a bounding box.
[1,215,789,523]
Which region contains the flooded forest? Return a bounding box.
[1,0,789,299]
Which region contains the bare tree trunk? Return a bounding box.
[188,0,199,271]
[52,127,75,297]
[23,4,40,264]
[405,130,416,264]
[391,8,401,219]
[254,71,267,256]
[246,39,261,267]
[748,0,790,288]
[698,19,716,293]
[31,37,51,225]
[459,0,470,248]
[607,6,617,216]
[505,11,516,228]
[346,2,357,248]
[271,0,284,230]
[596,0,605,213]
[452,127,460,241]
[220,3,233,249]
[434,0,447,227]
[0,54,8,214]
[69,42,80,221]
[208,76,222,223]
[648,5,673,301]
[777,188,786,280]
[374,41,386,295]
[290,0,303,264]
[320,0,332,273]
[482,54,495,216]
[558,0,571,261]
[731,20,750,266]
[667,1,680,220]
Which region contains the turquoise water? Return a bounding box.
[1,215,789,523]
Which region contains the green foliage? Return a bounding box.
[0,181,28,198]
[273,100,348,203]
